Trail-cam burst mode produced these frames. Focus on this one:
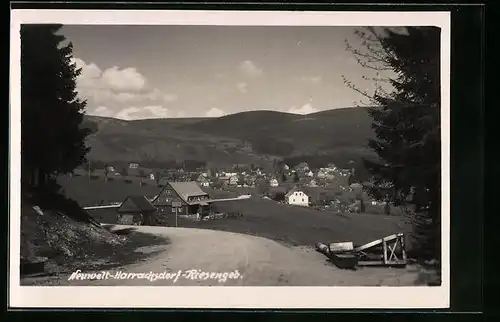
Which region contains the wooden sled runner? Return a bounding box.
[327,241,358,269]
[354,233,407,267]
[316,233,407,269]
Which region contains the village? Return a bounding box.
[17,21,444,292]
[64,159,396,227]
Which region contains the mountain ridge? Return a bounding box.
[81,107,375,168]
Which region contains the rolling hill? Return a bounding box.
[80,107,376,168]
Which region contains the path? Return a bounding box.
[54,225,427,286]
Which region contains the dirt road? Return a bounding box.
[43,225,432,287]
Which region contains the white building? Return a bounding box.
[307,179,318,187]
[285,189,309,207]
[128,162,140,169]
[305,170,314,177]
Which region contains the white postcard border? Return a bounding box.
[9,9,451,309]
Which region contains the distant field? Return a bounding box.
[58,175,161,206]
[89,196,411,250]
[61,175,411,249]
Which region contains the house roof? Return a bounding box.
[168,181,209,203]
[285,188,308,198]
[118,195,156,213]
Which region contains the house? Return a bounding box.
[294,162,310,172]
[285,189,309,207]
[305,170,314,177]
[244,175,257,187]
[229,175,239,186]
[128,162,140,169]
[317,170,327,178]
[218,176,231,186]
[326,163,337,170]
[269,178,279,187]
[105,165,115,173]
[148,173,155,181]
[317,169,335,180]
[152,181,212,218]
[196,174,210,187]
[307,179,318,187]
[116,195,157,225]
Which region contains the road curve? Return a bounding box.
[62,225,425,286]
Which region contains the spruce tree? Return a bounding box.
[345,27,441,261]
[21,24,90,188]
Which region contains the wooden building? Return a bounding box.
[152,181,212,217]
[116,195,157,225]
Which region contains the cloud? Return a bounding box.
[215,73,226,80]
[239,60,263,77]
[114,92,137,103]
[176,111,187,118]
[144,105,170,118]
[93,106,115,117]
[72,58,181,119]
[163,93,179,103]
[115,107,143,120]
[299,76,322,84]
[115,105,169,120]
[205,107,225,118]
[72,58,147,93]
[101,66,146,92]
[237,82,248,93]
[288,103,318,115]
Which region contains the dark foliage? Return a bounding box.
[21,24,91,184]
[345,27,441,261]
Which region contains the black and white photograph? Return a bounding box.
[10,10,450,308]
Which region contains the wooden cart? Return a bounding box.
[354,233,407,267]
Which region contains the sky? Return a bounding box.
[60,25,389,120]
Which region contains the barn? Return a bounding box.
[152,181,212,217]
[116,195,157,225]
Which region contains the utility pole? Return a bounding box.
[172,201,181,227]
